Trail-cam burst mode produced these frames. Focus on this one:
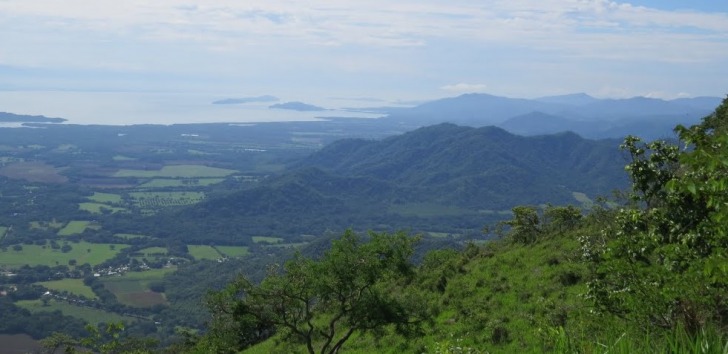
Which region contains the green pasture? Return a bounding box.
[137,178,224,188]
[16,299,137,324]
[88,192,123,204]
[112,155,136,161]
[0,241,127,268]
[113,164,236,178]
[79,202,127,214]
[57,221,100,236]
[101,268,175,307]
[252,236,284,244]
[215,246,250,258]
[37,279,97,299]
[187,245,222,260]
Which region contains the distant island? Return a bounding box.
[0,112,66,123]
[269,101,326,112]
[212,95,279,104]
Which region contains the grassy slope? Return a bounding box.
[37,279,98,299]
[0,241,128,267]
[242,216,626,354]
[16,299,137,325]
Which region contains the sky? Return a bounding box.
[1,0,727,103]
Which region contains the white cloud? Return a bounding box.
[440,83,489,93]
[0,0,726,98]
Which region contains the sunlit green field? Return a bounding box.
[187,245,222,260]
[16,299,137,324]
[88,192,123,204]
[57,221,100,236]
[113,165,236,178]
[0,241,128,268]
[215,246,250,258]
[37,279,98,299]
[79,202,127,214]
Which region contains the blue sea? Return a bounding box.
[0,91,387,126]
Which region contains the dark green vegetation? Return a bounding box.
[158,124,627,245]
[1,96,726,353]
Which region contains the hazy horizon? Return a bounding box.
[1,0,727,124]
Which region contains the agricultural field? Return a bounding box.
[0,241,127,268]
[187,245,222,260]
[252,236,284,244]
[37,279,98,299]
[129,191,205,211]
[112,164,236,178]
[100,268,175,307]
[215,246,250,258]
[16,299,137,324]
[137,178,225,188]
[57,221,100,236]
[88,192,123,204]
[0,161,68,183]
[79,202,127,214]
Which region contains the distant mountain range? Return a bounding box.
[160,123,628,243]
[382,93,723,139]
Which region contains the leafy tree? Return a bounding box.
[584,96,728,333]
[503,206,542,244]
[198,230,427,354]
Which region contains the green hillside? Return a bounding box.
[150,125,628,245]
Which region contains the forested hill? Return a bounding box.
[298,123,627,203]
[160,124,628,244]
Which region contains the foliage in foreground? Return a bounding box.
[190,230,428,354]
